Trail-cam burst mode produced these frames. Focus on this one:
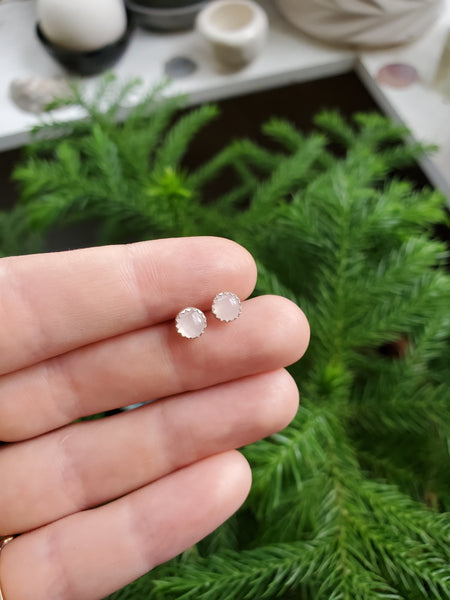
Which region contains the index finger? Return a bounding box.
[0,237,257,375]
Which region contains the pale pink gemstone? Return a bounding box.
[212,292,241,322]
[176,307,207,339]
[376,63,419,88]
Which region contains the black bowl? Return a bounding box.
[135,0,203,6]
[36,18,134,76]
[125,0,208,30]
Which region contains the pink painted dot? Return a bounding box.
[376,63,419,88]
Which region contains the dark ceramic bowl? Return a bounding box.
[135,0,203,6]
[125,0,209,30]
[36,18,134,76]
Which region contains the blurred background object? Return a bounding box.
[35,0,133,75]
[275,0,444,47]
[37,0,128,51]
[434,28,450,99]
[196,0,268,67]
[125,0,210,31]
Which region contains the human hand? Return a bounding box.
[0,237,309,600]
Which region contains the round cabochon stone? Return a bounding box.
[176,307,207,338]
[212,292,241,322]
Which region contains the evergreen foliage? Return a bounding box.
[3,78,450,599]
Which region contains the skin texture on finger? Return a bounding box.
[0,369,298,534]
[0,237,257,376]
[0,295,310,441]
[0,451,251,600]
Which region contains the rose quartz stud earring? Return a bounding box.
[176,307,207,339]
[212,292,242,322]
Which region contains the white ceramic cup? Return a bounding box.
[196,0,268,67]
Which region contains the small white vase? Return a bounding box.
[196,0,268,67]
[37,0,127,52]
[275,0,444,48]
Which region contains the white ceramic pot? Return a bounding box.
[37,0,127,51]
[275,0,444,48]
[196,0,268,67]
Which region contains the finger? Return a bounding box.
[0,369,298,534]
[0,451,251,600]
[0,296,310,441]
[0,237,256,375]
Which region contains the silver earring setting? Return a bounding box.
[212,292,242,322]
[175,307,207,339]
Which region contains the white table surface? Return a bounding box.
[0,0,449,199]
[357,0,450,200]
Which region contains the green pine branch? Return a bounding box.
[4,79,450,600]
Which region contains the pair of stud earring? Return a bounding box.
[175,292,241,339]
